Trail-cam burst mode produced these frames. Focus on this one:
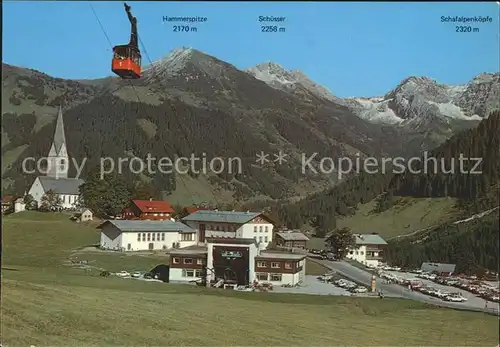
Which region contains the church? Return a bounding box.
[28,106,84,210]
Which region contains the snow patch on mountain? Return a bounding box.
[345,74,497,127]
[348,98,403,124]
[427,101,482,120]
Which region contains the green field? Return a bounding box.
[338,197,459,239]
[2,212,498,346]
[307,197,460,250]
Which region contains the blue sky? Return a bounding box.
[3,1,499,97]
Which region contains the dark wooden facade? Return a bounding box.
[254,256,305,274]
[275,237,307,249]
[169,253,207,270]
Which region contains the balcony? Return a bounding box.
[366,255,384,260]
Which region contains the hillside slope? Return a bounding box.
[385,209,499,273]
[2,48,408,204]
[278,111,500,231]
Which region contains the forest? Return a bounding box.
[385,211,499,274]
[3,56,415,203]
[272,112,500,272]
[276,111,500,229]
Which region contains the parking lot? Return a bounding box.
[311,258,500,314]
[273,275,373,297]
[382,270,495,311]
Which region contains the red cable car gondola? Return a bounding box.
[112,3,141,79]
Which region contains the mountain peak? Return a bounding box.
[247,62,341,102]
[142,46,233,83]
[470,72,500,84]
[145,47,197,75]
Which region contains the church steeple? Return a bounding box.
[53,105,67,154]
[46,105,69,179]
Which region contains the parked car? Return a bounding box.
[444,293,467,302]
[436,290,452,299]
[420,286,438,295]
[334,279,347,286]
[131,272,142,278]
[116,271,130,277]
[352,286,368,293]
[318,274,334,282]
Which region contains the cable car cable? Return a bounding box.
[89,3,229,212]
[90,3,197,208]
[90,2,231,217]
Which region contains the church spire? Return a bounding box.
[52,105,67,154]
[46,105,69,179]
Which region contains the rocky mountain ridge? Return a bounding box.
[2,47,497,203]
[246,61,498,128]
[1,48,407,204]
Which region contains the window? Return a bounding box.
[195,269,203,277]
[285,262,292,269]
[152,233,156,241]
[62,195,66,203]
[197,258,205,265]
[137,233,141,241]
[254,226,257,232]
[142,233,146,241]
[256,273,268,281]
[157,233,160,240]
[271,262,280,268]
[264,236,268,242]
[270,274,282,282]
[216,226,220,231]
[259,226,263,232]
[360,251,364,255]
[147,233,151,241]
[349,251,353,255]
[257,261,267,267]
[181,233,194,241]
[173,257,180,264]
[182,269,194,277]
[355,251,358,255]
[183,258,193,264]
[265,226,268,232]
[259,236,263,242]
[161,233,165,241]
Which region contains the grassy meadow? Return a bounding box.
[2,211,499,346]
[307,197,460,250]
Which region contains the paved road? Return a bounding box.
[311,257,500,315]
